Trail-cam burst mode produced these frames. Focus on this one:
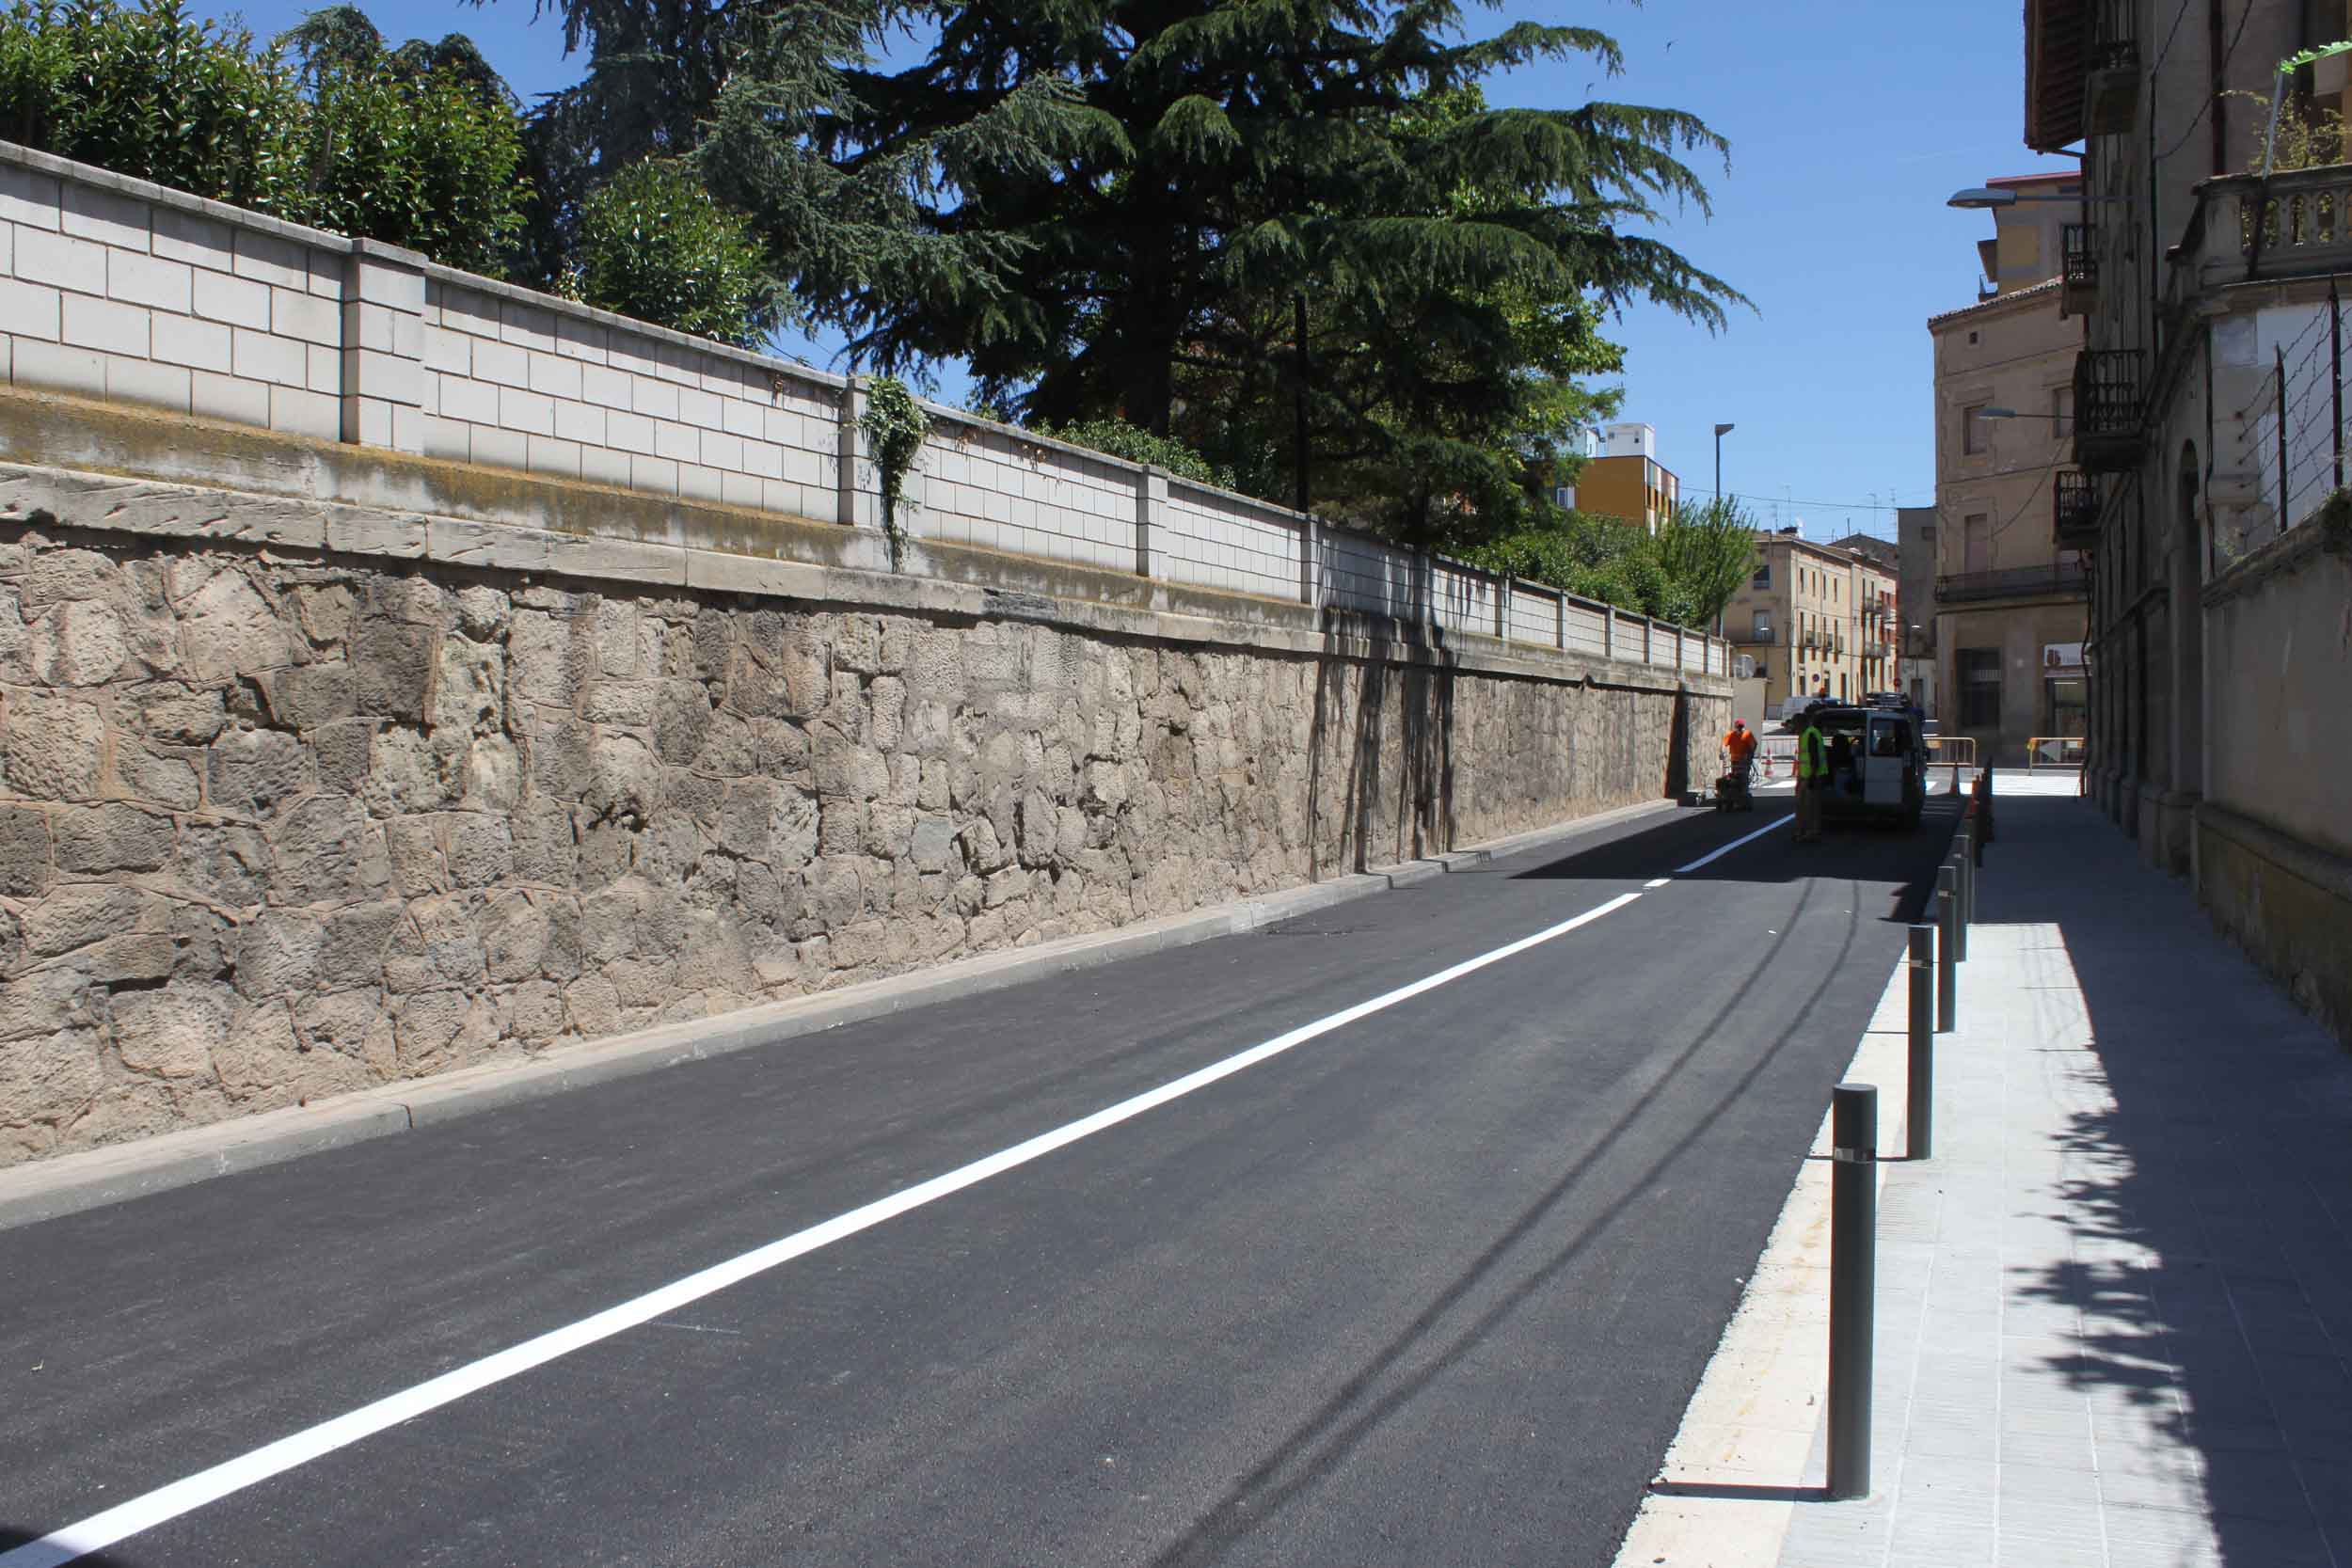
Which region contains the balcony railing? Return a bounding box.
[2061,223,2099,316]
[2086,0,2138,135]
[1934,562,2091,605]
[2073,348,2144,471]
[2055,469,2099,549]
[2160,168,2352,341]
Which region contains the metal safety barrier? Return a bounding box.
[2026,736,2085,769]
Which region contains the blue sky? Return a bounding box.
[220,0,2076,541]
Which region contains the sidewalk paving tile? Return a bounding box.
[1761,790,2352,1567]
[1617,784,2351,1568]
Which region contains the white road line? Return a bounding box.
[1673,814,1796,876]
[3,891,1647,1568]
[1645,879,1672,889]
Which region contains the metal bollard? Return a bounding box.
[1935,863,1958,1032]
[1955,829,1972,961]
[1828,1083,1878,1500]
[1907,925,1933,1161]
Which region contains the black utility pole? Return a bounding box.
[1294,292,1310,515]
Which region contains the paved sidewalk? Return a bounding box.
[1619,782,2352,1568]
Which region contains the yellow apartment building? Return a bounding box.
[1720,530,1899,716]
[1559,422,1680,531]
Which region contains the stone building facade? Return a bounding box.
[1927,273,2090,768]
[2022,0,2352,1042]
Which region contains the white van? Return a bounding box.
[1781,703,1927,830]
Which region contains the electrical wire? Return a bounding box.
[2147,0,2199,83]
[2153,0,2260,166]
[1721,489,1927,515]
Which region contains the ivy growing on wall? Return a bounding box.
[858,375,929,567]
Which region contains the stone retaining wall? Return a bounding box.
[0,466,1724,1165]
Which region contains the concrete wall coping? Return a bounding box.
[0,402,1724,699]
[0,136,388,261]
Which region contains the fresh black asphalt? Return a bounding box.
[0,791,1962,1567]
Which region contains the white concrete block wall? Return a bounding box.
[1159,483,1305,600]
[914,417,1136,573]
[0,154,345,441]
[1566,602,1612,659]
[414,277,842,521]
[1320,530,1420,621]
[0,142,1732,673]
[1509,584,1560,647]
[1429,560,1497,637]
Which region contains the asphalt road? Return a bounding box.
[0,790,1961,1568]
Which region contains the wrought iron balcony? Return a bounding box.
[2073,349,2144,472]
[1934,562,2090,605]
[2085,0,2138,135]
[2061,223,2099,316]
[2055,470,2100,549]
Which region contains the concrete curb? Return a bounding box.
[0,797,1678,1231]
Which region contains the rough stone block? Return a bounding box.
[270,794,389,905]
[25,599,130,687]
[234,909,325,1000]
[6,693,104,800]
[563,973,621,1037]
[23,885,151,958]
[51,802,173,873]
[0,803,52,896]
[311,717,373,795]
[585,733,663,822]
[112,984,232,1081]
[296,990,397,1079]
[481,892,551,983]
[385,815,447,896]
[447,814,515,888]
[205,725,307,818]
[383,899,485,992]
[265,662,358,729]
[180,567,287,681]
[113,741,200,810]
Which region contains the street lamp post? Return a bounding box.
[1710,422,1735,638]
[1946,188,2123,209]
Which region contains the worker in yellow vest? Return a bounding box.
[1794,706,1829,844]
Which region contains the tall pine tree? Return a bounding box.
[805,0,1740,540]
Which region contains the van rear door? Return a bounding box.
[1864,715,1908,811]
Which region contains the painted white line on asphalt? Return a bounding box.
[1672,815,1796,876]
[1645,879,1672,889]
[1,891,1647,1568]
